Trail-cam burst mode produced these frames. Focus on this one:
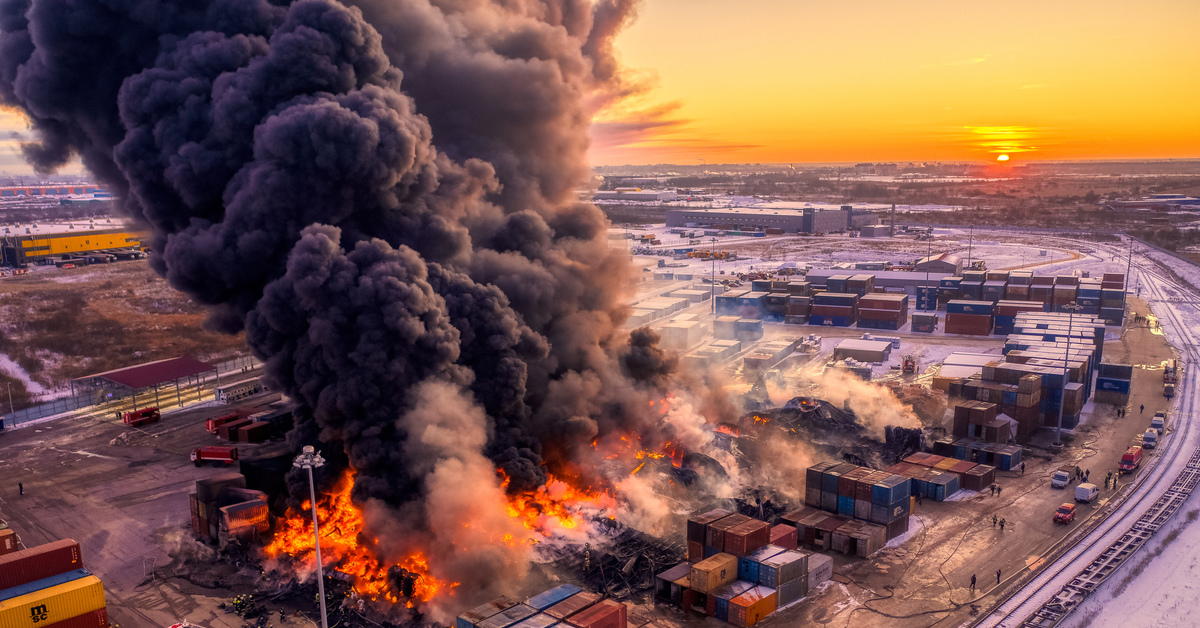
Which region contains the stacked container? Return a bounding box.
[0,539,108,628]
[911,313,938,333]
[857,294,909,330]
[1094,362,1133,406]
[191,473,270,544]
[810,293,858,327]
[945,300,994,335]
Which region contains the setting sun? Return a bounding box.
[996,154,1010,161]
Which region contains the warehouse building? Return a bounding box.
[805,269,949,294]
[1,222,148,266]
[914,252,963,275]
[0,184,105,197]
[592,189,679,202]
[665,204,877,234]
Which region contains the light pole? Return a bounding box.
[294,446,328,628]
[710,237,718,314]
[1053,302,1083,449]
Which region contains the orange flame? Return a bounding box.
[264,472,458,607]
[499,470,618,537]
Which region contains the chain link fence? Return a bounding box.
[0,355,262,430]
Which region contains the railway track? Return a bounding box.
[972,239,1200,628]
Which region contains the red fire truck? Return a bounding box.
[123,407,161,427]
[205,413,241,434]
[190,446,238,466]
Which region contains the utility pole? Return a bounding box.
[7,382,13,415]
[295,446,329,628]
[710,237,718,314]
[1053,302,1082,449]
[967,224,974,269]
[1126,235,1134,296]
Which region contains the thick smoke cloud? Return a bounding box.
[0,0,657,606]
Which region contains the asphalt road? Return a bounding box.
[0,390,290,628]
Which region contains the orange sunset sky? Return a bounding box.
[588,0,1200,166]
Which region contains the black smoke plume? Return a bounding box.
[1,0,669,609]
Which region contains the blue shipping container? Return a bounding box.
[837,495,855,516]
[871,475,910,504]
[526,584,582,610]
[739,546,785,582]
[1096,377,1132,394]
[946,300,996,315]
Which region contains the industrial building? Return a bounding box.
[913,253,963,275]
[804,269,950,294]
[593,189,679,202]
[0,221,148,266]
[0,184,105,198]
[665,204,878,234]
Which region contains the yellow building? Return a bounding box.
[1,224,148,266]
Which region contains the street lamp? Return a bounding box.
[710,237,718,314]
[1053,302,1083,449]
[294,446,328,628]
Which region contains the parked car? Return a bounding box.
[1151,412,1166,435]
[1075,483,1100,503]
[1165,383,1175,398]
[1119,446,1143,474]
[1143,428,1159,449]
[1054,503,1077,524]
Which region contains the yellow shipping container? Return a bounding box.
[0,575,105,628]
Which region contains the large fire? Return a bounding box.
[500,470,618,539]
[263,472,456,607]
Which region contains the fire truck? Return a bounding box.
[190,446,238,466]
[122,407,161,427]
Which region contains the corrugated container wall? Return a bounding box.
[0,576,105,628]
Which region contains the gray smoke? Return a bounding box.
[0,0,663,608]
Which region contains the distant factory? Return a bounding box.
[1103,194,1200,211]
[0,184,106,198]
[593,188,680,202]
[1,221,147,266]
[665,204,878,234]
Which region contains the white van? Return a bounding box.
[1143,428,1159,449]
[1075,483,1100,503]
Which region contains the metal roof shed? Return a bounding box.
[73,356,218,411]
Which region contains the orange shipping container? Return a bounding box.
[729,585,778,627]
[0,530,17,555]
[689,553,738,593]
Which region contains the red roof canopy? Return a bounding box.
[76,356,216,389]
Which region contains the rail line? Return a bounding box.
[972,238,1200,628]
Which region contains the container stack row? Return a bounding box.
[658,509,833,626]
[926,438,1022,473]
[1094,362,1134,407]
[713,316,764,342]
[857,294,909,331]
[935,273,1126,327]
[190,472,270,544]
[457,586,647,628]
[892,452,999,494]
[0,539,109,627]
[808,292,858,327]
[803,462,912,538]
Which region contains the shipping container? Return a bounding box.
[871,475,910,504]
[690,553,738,593]
[0,530,16,556]
[195,473,247,503]
[806,553,833,588]
[653,564,690,604]
[0,575,105,628]
[738,545,785,583]
[478,603,538,628]
[687,509,731,545]
[566,600,625,628]
[808,315,856,327]
[769,524,798,551]
[687,541,704,563]
[237,422,274,443]
[885,516,910,541]
[758,551,808,588]
[711,581,755,622]
[0,540,83,592]
[510,615,557,628]
[31,607,108,628]
[0,570,91,603]
[459,598,524,628]
[728,586,777,627]
[724,520,770,557]
[776,576,807,608]
[706,514,751,551]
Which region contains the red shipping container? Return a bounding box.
[568,599,627,628]
[39,607,110,628]
[219,418,253,440]
[723,520,770,557]
[0,529,18,555]
[0,539,83,590]
[769,524,798,550]
[945,313,993,335]
[857,308,903,321]
[688,540,704,563]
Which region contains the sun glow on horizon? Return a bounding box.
[996,154,1010,162]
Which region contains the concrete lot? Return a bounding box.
[0,384,302,628]
[755,297,1176,628]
